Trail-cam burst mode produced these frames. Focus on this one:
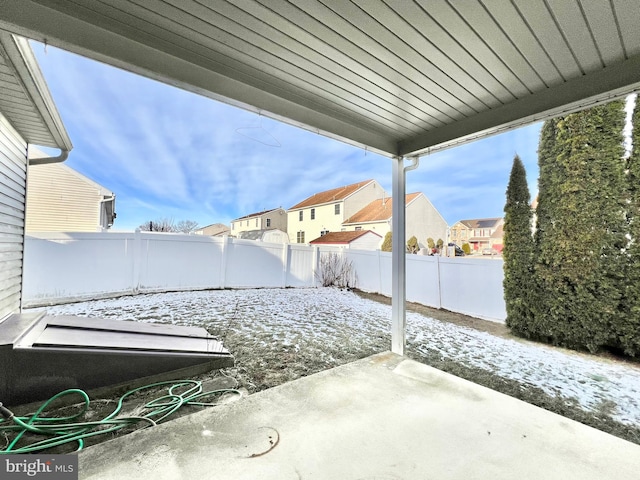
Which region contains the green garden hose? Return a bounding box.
[0,380,242,454]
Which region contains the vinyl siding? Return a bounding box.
[342,181,384,219]
[25,163,104,232]
[231,209,287,235]
[288,181,385,242]
[405,194,448,248]
[346,220,389,237]
[343,194,448,249]
[0,112,27,318]
[288,201,345,242]
[350,232,383,250]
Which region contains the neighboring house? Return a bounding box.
[0,33,73,318]
[231,208,287,236]
[531,196,538,234]
[194,223,230,237]
[25,156,116,232]
[288,179,385,243]
[238,228,290,244]
[449,218,504,252]
[342,192,447,249]
[490,224,504,253]
[309,230,382,250]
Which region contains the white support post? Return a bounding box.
[391,156,406,355]
[391,156,419,356]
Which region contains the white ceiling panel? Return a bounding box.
[0,0,638,158]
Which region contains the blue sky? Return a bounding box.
[32,42,542,231]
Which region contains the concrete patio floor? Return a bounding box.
[78,352,640,479]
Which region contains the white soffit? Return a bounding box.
[0,31,71,150]
[0,0,639,158]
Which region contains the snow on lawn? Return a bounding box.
[34,288,640,426]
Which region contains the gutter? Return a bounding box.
[28,149,69,165]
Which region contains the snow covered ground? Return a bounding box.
[32,287,640,427]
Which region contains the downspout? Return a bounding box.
[28,149,69,165]
[391,155,419,356]
[100,194,116,230]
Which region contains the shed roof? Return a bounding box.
[309,230,381,245]
[4,1,636,158]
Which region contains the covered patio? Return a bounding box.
[3,0,640,356]
[2,1,640,476]
[78,352,640,479]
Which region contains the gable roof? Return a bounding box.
[309,230,381,245]
[343,193,421,224]
[195,223,229,235]
[232,207,283,222]
[197,222,228,230]
[457,218,503,229]
[289,180,374,211]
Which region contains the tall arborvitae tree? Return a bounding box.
[623,96,640,356]
[530,118,562,341]
[535,101,627,352]
[503,155,534,333]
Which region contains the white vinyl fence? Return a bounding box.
[23,232,506,322]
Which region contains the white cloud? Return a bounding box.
[33,42,542,230]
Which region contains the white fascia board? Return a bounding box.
[400,55,640,157]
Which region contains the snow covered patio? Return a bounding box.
[77,351,639,480]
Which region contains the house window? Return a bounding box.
[266,218,271,227]
[297,231,305,243]
[355,226,362,231]
[335,204,340,215]
[321,229,329,236]
[299,211,303,221]
[255,218,258,227]
[311,208,315,220]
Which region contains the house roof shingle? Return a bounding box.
[457,218,503,229]
[309,230,380,245]
[289,180,374,211]
[342,193,421,225]
[232,208,282,222]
